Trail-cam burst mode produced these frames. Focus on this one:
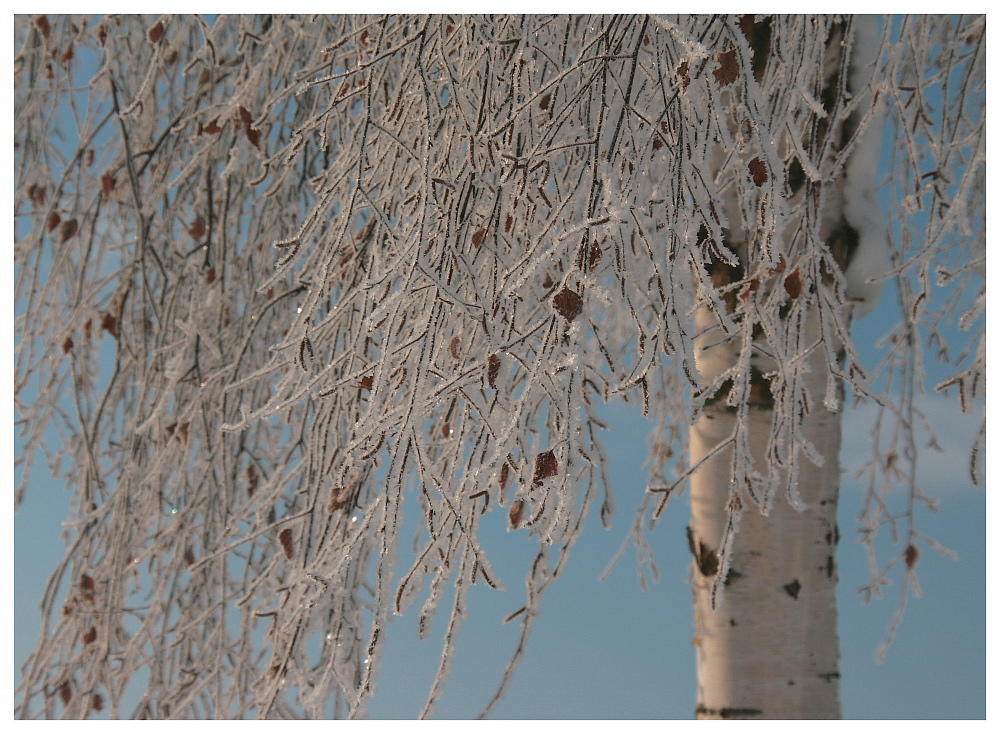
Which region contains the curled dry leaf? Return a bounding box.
[83,627,97,645]
[471,227,487,246]
[904,543,920,569]
[61,335,74,354]
[499,462,510,489]
[59,680,72,705]
[47,212,61,232]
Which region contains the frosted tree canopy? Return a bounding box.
[14,15,983,718]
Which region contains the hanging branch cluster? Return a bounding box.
[14,15,984,719]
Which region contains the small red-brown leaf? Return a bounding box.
[35,15,51,42]
[532,450,558,486]
[188,216,206,239]
[60,219,79,243]
[199,68,211,86]
[237,105,252,129]
[101,313,119,339]
[712,49,739,87]
[471,228,487,246]
[205,267,216,285]
[83,627,97,645]
[359,29,371,46]
[148,20,165,44]
[203,117,223,134]
[499,462,510,490]
[45,62,54,80]
[62,45,74,64]
[279,528,294,559]
[100,172,116,199]
[542,273,555,290]
[329,485,352,512]
[448,336,461,359]
[28,183,46,205]
[487,353,500,389]
[784,268,803,299]
[740,275,761,304]
[83,318,92,340]
[904,543,920,569]
[770,254,787,275]
[91,694,103,712]
[748,157,769,187]
[184,547,196,566]
[539,92,551,110]
[677,60,691,90]
[246,127,262,150]
[95,23,107,47]
[358,375,374,391]
[652,136,664,151]
[508,499,526,529]
[164,48,178,65]
[504,214,514,232]
[176,422,190,445]
[59,680,72,705]
[80,574,95,594]
[47,211,61,232]
[246,464,258,497]
[552,287,583,322]
[61,335,74,354]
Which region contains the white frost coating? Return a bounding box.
[843,16,889,317]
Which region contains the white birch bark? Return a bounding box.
[689,307,843,719]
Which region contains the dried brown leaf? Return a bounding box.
[279,528,294,559]
[784,267,803,299]
[552,287,583,322]
[748,156,769,186]
[487,353,500,389]
[148,20,165,44]
[713,49,739,86]
[59,219,78,243]
[532,450,558,486]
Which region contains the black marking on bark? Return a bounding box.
[687,526,719,577]
[697,705,764,719]
[825,555,835,579]
[783,578,801,599]
[729,618,738,627]
[818,671,841,682]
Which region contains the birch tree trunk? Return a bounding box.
[686,16,884,719]
[689,306,843,718]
